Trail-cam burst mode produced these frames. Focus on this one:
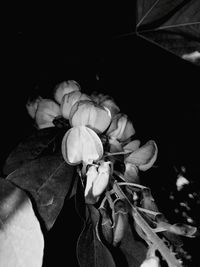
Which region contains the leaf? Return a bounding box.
[3,127,65,175]
[7,152,76,230]
[77,216,116,267]
[119,217,147,267]
[0,178,44,267]
[136,0,200,65]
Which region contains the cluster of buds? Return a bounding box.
[84,161,111,204]
[26,80,158,203]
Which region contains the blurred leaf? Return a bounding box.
[156,221,198,237]
[3,127,65,176]
[136,0,200,65]
[7,152,76,230]
[119,217,147,267]
[77,215,116,267]
[0,178,44,267]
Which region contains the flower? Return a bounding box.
[61,126,103,165]
[85,161,111,204]
[54,80,81,104]
[35,99,61,129]
[61,91,91,119]
[69,100,112,133]
[125,140,158,171]
[113,199,128,246]
[106,113,135,142]
[26,96,43,119]
[91,93,120,117]
[123,140,158,182]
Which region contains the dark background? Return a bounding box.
[2,3,200,174]
[1,3,200,266]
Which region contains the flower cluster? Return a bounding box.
[26,80,158,205]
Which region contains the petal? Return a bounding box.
[140,257,160,267]
[124,163,139,183]
[101,99,120,117]
[84,165,98,197]
[120,120,135,142]
[61,127,82,165]
[125,140,158,171]
[69,100,111,133]
[92,172,109,197]
[107,114,127,140]
[123,140,141,153]
[54,80,80,104]
[61,91,90,119]
[81,127,104,164]
[26,96,43,119]
[35,99,60,129]
[106,114,120,135]
[109,138,123,153]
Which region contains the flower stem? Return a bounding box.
[113,182,182,267]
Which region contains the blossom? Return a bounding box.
[124,140,158,182]
[54,80,81,104]
[91,93,120,117]
[85,161,110,204]
[26,96,43,119]
[113,200,128,246]
[61,126,103,165]
[69,100,112,133]
[35,99,61,129]
[61,91,91,119]
[106,113,135,142]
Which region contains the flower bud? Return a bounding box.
[61,91,90,119]
[99,207,113,244]
[61,126,103,165]
[85,161,110,204]
[125,140,158,171]
[113,200,128,246]
[84,165,98,197]
[35,99,61,129]
[26,96,43,119]
[92,161,110,197]
[107,113,135,142]
[140,256,160,267]
[54,80,81,104]
[69,100,111,133]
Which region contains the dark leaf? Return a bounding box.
[77,216,116,267]
[119,216,147,267]
[136,0,200,65]
[7,152,76,230]
[0,178,44,267]
[3,127,65,176]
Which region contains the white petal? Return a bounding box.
[125,140,158,171]
[123,140,141,153]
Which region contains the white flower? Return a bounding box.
[54,80,81,104]
[35,99,61,129]
[61,126,103,165]
[69,100,112,133]
[85,161,110,204]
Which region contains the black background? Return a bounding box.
[1,3,200,266]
